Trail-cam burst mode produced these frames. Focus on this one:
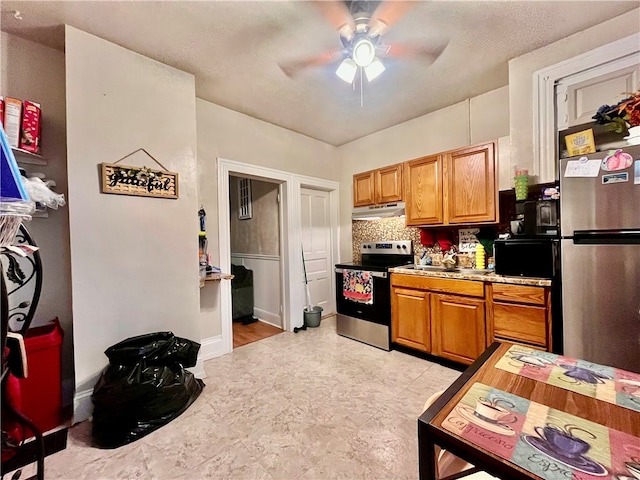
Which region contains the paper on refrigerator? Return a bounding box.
[563,158,601,177]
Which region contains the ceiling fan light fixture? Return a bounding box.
[364,57,385,82]
[336,58,357,83]
[352,39,375,67]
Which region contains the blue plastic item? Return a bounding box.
[0,125,30,203]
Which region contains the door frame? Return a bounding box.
[533,33,640,183]
[217,158,340,354]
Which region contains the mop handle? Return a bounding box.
[301,248,308,284]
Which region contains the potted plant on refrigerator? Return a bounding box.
[593,90,640,144]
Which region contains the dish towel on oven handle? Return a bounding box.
[342,269,373,305]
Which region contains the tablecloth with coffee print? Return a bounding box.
[494,344,640,413]
[441,382,640,479]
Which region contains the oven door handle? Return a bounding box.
[335,268,387,278]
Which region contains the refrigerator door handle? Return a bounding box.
[573,229,640,244]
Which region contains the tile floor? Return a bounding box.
[21,316,463,479]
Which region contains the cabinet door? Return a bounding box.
[391,287,430,353]
[445,142,497,224]
[492,303,548,347]
[431,294,485,365]
[404,155,443,226]
[375,163,403,204]
[353,171,375,207]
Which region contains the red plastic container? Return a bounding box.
[17,318,63,436]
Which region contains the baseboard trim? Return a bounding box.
[190,359,206,379]
[199,334,226,361]
[254,308,282,328]
[73,388,94,424]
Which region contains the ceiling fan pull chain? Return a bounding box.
[360,68,364,108]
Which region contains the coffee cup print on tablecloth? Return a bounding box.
[524,423,607,476]
[533,424,594,459]
[624,461,640,479]
[474,397,517,424]
[620,380,640,404]
[559,364,611,385]
[509,351,555,369]
[454,396,518,436]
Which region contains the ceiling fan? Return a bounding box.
[280,0,445,84]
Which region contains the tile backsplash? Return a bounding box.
[351,218,421,262]
[352,219,497,267]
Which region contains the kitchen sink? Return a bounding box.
[412,265,492,274]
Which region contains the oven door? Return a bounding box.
[335,268,390,326]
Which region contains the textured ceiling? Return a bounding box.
[1,1,638,145]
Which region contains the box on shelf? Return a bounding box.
[3,97,22,148]
[19,100,41,154]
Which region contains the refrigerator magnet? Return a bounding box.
[601,172,629,184]
[601,149,633,171]
[634,161,640,185]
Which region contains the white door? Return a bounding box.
[300,188,334,316]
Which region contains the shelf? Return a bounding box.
[12,147,47,166]
[199,272,234,288]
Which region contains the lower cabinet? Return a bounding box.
[486,283,551,349]
[431,294,486,364]
[391,273,553,365]
[391,287,431,352]
[391,274,485,365]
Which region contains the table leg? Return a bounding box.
[418,421,437,480]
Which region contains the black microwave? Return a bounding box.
[493,239,559,279]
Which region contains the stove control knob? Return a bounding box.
[402,245,407,249]
[396,245,401,249]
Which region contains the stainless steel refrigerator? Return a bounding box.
[559,145,640,373]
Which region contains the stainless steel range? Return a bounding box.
[335,240,413,350]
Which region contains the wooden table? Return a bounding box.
[418,342,640,480]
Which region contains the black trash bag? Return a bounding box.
[91,332,205,449]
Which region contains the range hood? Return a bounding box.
[352,202,406,221]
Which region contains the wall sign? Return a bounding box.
[458,228,480,252]
[100,148,178,199]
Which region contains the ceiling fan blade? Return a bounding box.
[367,1,415,37]
[279,48,344,78]
[314,1,355,40]
[378,42,447,64]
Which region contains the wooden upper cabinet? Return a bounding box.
[354,164,403,207]
[353,170,375,207]
[375,163,403,204]
[404,154,443,226]
[445,142,497,224]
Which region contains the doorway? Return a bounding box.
[217,158,340,356]
[229,175,284,347]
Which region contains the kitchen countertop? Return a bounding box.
[389,266,552,287]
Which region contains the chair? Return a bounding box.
[422,390,497,480]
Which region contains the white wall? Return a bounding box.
[196,99,338,340]
[336,87,510,261]
[1,32,74,407]
[509,8,640,182]
[65,26,200,421]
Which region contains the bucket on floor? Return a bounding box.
[303,306,322,328]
